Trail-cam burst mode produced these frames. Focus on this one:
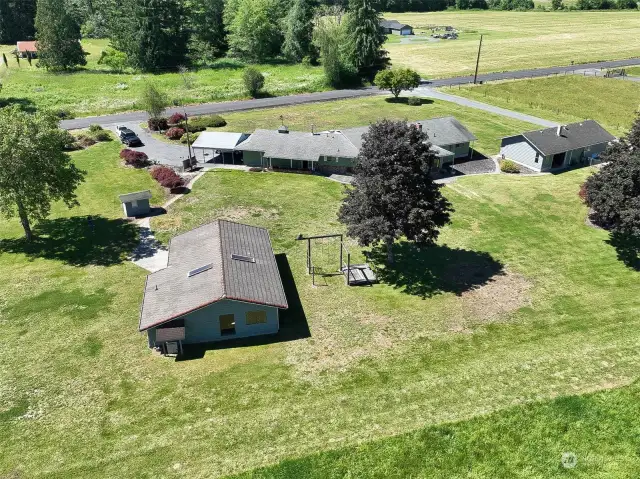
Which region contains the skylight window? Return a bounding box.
[187,263,213,277]
[231,254,255,263]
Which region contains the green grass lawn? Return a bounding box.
[2,135,640,477]
[0,39,327,118]
[626,66,640,76]
[385,11,640,78]
[445,75,640,136]
[209,95,539,155]
[232,380,640,478]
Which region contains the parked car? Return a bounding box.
[117,126,142,147]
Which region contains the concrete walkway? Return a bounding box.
[414,89,559,128]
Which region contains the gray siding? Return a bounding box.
[123,198,150,217]
[243,150,264,167]
[147,299,279,346]
[500,136,543,172]
[441,142,471,159]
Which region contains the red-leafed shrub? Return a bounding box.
[165,127,185,140]
[148,117,168,131]
[120,149,150,168]
[150,165,185,190]
[168,113,186,125]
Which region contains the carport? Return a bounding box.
[191,132,249,164]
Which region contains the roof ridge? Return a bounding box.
[216,220,228,300]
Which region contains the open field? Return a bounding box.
[385,11,640,78]
[3,139,640,477]
[626,66,640,76]
[0,39,327,118]
[233,380,640,478]
[210,95,539,155]
[445,75,640,135]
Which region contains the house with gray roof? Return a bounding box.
[139,220,288,354]
[500,120,615,172]
[236,117,477,172]
[380,19,413,35]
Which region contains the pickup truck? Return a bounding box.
[117,126,143,147]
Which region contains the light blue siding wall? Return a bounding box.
[123,198,150,217]
[440,142,471,159]
[147,299,279,346]
[500,136,543,171]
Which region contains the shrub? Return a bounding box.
[578,182,588,202]
[500,159,520,173]
[180,131,201,144]
[88,124,103,132]
[165,127,185,140]
[56,109,74,119]
[150,165,185,190]
[407,97,422,106]
[243,67,265,98]
[148,117,168,131]
[168,113,186,125]
[91,130,111,142]
[74,133,97,149]
[189,114,227,131]
[120,149,150,168]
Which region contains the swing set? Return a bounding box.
[295,233,377,286]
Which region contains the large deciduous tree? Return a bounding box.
[346,0,387,78]
[110,0,189,72]
[227,0,283,62]
[374,67,421,98]
[35,0,87,70]
[339,120,453,264]
[313,14,356,87]
[282,0,315,62]
[0,106,86,240]
[0,0,37,43]
[189,0,228,62]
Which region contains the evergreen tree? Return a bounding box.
[0,0,37,44]
[110,0,189,72]
[35,0,87,70]
[347,0,387,78]
[189,0,228,62]
[339,120,452,264]
[227,0,283,62]
[282,0,315,62]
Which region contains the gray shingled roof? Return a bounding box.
[119,190,152,203]
[519,120,615,156]
[236,129,359,161]
[380,19,412,30]
[139,220,288,331]
[341,117,475,153]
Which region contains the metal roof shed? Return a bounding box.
[119,190,152,218]
[191,131,249,164]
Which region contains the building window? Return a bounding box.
[534,155,539,163]
[246,310,267,325]
[219,314,236,335]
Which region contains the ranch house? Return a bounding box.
[139,220,288,354]
[500,120,615,172]
[380,19,414,35]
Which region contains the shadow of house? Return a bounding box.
[177,253,310,360]
[0,216,140,267]
[368,243,504,299]
[607,231,640,271]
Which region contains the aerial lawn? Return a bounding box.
[2,149,640,476]
[0,39,327,118]
[385,11,640,78]
[445,75,640,136]
[213,95,539,155]
[625,66,640,76]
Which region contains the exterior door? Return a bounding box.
[552,152,566,168]
[219,314,236,336]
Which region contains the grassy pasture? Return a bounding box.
[2,141,640,477]
[0,39,327,117]
[445,75,640,135]
[385,11,640,78]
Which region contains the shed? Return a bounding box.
[380,19,413,35]
[500,120,615,172]
[119,190,152,217]
[191,131,249,164]
[139,220,289,353]
[16,41,37,58]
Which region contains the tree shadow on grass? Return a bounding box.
[384,97,434,105]
[368,243,504,299]
[0,97,37,113]
[607,231,640,271]
[177,254,310,361]
[0,216,140,267]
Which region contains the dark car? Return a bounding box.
[118,127,142,147]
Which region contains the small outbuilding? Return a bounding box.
[500,120,615,172]
[16,41,37,58]
[139,220,289,353]
[380,19,414,36]
[191,131,249,164]
[119,190,152,218]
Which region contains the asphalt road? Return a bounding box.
[60,57,640,130]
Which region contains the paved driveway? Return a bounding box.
[114,122,189,166]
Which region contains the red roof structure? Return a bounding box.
[16,41,37,53]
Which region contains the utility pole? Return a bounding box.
[183,107,193,162]
[473,34,483,85]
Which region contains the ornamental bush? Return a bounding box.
[88,124,103,132]
[165,127,186,140]
[120,149,150,168]
[407,97,422,106]
[189,114,226,131]
[500,159,520,173]
[148,117,168,131]
[91,130,112,142]
[168,113,186,125]
[180,131,201,144]
[243,67,265,98]
[150,165,185,189]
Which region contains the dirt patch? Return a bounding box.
[458,270,532,326]
[215,206,279,222]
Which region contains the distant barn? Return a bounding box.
[16,41,37,59]
[380,19,413,36]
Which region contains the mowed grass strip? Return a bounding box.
[385,11,640,78]
[444,75,640,135]
[213,95,539,155]
[2,151,640,476]
[0,39,328,117]
[231,380,640,478]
